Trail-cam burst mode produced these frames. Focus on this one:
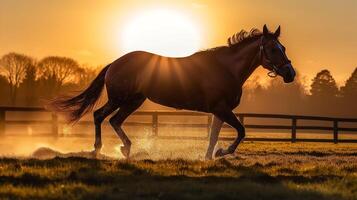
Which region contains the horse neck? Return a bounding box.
[225,38,262,87]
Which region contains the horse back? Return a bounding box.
[106,51,240,111]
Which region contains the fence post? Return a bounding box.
[333,120,338,144]
[152,112,158,137]
[51,113,58,136]
[291,118,297,143]
[207,115,212,138]
[0,110,5,135]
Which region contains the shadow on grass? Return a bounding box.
[0,157,344,200]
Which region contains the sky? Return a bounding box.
[1,0,357,87]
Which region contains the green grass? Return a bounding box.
[0,142,357,200]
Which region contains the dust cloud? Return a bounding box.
[1,111,219,160]
[0,129,211,160]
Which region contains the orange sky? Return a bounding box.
[1,0,357,87]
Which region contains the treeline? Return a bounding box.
[239,69,357,117]
[0,52,99,106]
[0,52,356,117]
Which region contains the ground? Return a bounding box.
[0,141,357,200]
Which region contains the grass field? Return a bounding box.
[0,141,357,200]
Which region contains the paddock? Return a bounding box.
[0,141,356,200]
[0,107,356,199]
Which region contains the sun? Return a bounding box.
[120,9,201,57]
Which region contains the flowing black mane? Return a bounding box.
[196,28,264,55]
[227,28,262,47]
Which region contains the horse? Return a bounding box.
[50,25,295,159]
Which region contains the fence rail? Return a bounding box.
[0,106,357,143]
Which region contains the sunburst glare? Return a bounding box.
[120,9,201,57]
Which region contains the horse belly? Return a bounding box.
[144,83,209,111]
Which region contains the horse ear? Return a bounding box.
[263,24,269,36]
[274,25,281,38]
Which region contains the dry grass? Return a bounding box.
[0,141,356,199]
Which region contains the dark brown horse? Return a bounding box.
[51,25,295,159]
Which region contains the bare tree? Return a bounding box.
[77,65,100,89]
[38,56,81,95]
[0,53,35,104]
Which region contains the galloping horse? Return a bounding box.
[51,25,295,159]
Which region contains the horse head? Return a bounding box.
[260,25,296,83]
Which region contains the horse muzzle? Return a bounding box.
[279,63,296,83]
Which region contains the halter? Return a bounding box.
[259,36,291,78]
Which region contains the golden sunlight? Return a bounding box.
[120,9,201,57]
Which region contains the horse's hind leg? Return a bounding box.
[93,102,119,155]
[109,96,146,158]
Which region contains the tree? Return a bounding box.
[21,63,38,106]
[38,56,81,96]
[238,71,307,114]
[0,75,10,105]
[0,53,35,104]
[310,69,338,98]
[77,65,100,89]
[340,67,357,99]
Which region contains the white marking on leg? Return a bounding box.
[205,116,223,159]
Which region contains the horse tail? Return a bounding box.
[49,64,111,124]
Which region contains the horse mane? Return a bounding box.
[227,28,262,47]
[196,28,264,55]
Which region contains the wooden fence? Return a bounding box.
[0,106,357,143]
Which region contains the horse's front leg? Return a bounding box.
[205,116,223,160]
[213,109,245,157]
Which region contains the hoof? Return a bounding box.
[120,146,130,158]
[92,149,101,158]
[215,148,225,158]
[205,154,213,161]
